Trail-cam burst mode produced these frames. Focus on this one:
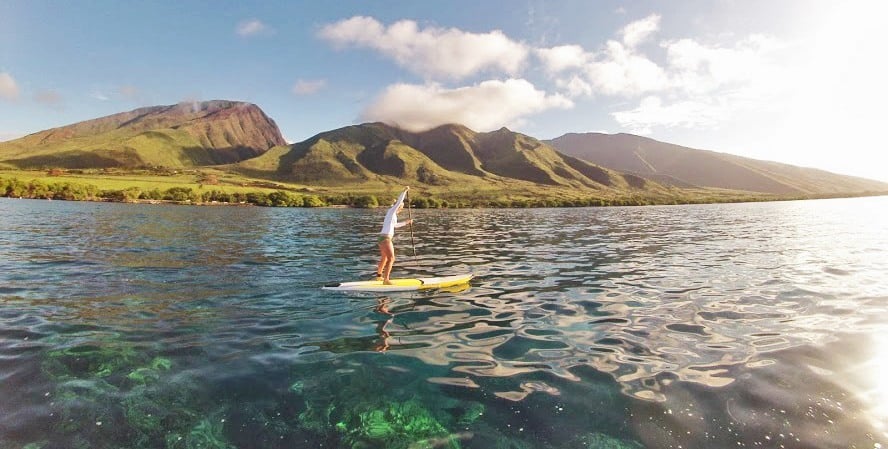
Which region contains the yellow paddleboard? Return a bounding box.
[322,273,473,292]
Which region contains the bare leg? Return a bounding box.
[380,239,395,284]
[376,248,386,280]
[383,257,395,284]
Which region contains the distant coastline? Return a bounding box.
[3,172,886,209]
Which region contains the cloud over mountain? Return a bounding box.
[360,79,572,132]
[319,16,529,80]
[319,13,788,138]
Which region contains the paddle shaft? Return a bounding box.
[406,189,417,262]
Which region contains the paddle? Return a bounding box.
[406,188,417,264]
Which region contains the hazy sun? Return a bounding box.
[769,0,888,181]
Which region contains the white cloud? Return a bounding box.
[584,40,669,96]
[318,14,788,138]
[607,34,787,133]
[361,79,573,132]
[556,75,593,97]
[537,17,668,97]
[236,19,270,37]
[536,45,589,73]
[319,16,529,80]
[664,34,784,95]
[621,14,660,48]
[611,96,727,134]
[0,72,19,101]
[533,13,788,136]
[292,79,327,95]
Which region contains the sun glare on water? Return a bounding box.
[858,332,888,438]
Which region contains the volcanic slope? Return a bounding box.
[0,100,286,169]
[546,132,888,194]
[234,122,663,193]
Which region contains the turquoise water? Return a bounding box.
[1,196,887,449]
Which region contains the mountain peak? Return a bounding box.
[236,122,634,190]
[0,100,286,169]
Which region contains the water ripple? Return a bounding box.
[3,197,888,448]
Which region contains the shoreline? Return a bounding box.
[4,170,888,209]
[2,190,886,210]
[4,169,887,209]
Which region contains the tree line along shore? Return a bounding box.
[2,174,884,209]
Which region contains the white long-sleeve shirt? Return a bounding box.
[379,189,409,237]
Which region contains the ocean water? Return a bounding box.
[1,196,887,449]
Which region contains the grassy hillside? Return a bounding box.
[0,100,286,169]
[546,132,888,194]
[231,123,669,199]
[4,100,884,207]
[393,124,487,176]
[4,166,805,209]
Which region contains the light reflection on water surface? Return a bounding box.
[0,196,886,448]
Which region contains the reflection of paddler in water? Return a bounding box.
[376,187,414,285]
[374,297,393,352]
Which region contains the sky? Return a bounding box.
[1,0,887,181]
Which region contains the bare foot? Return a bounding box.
[383,280,393,285]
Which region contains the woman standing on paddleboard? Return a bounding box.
[376,187,413,284]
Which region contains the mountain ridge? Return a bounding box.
[2,101,886,199]
[545,132,888,194]
[232,122,659,194]
[0,100,286,169]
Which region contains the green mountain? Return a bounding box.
[0,100,286,169]
[233,122,658,193]
[545,132,888,194]
[3,100,885,203]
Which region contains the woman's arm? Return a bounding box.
[392,187,409,209]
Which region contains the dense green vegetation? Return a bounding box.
[4,169,880,209]
[0,173,326,207]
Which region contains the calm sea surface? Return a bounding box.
[1,196,887,449]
